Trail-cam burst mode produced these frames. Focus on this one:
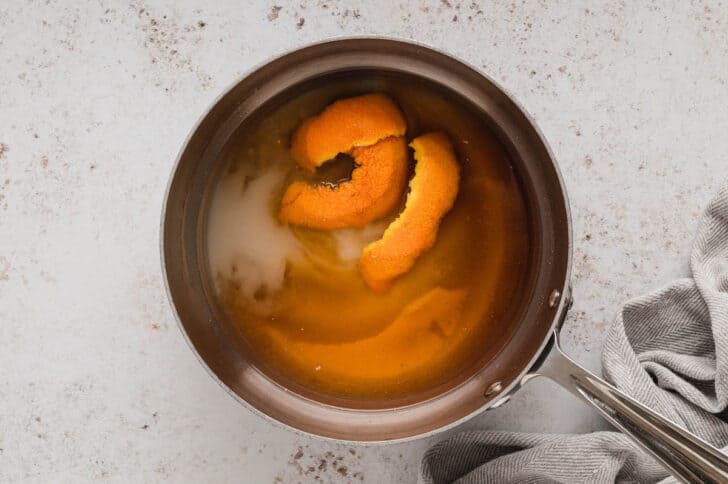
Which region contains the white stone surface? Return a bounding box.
[1,1,727,482]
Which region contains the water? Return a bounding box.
[205,72,534,406]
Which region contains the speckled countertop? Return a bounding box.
[1,1,727,482]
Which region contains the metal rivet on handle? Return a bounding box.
[548,289,561,308]
[484,381,503,398]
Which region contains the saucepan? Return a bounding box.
[161,38,728,482]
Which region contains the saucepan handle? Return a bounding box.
[532,335,728,484]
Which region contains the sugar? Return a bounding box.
[207,165,302,311]
[331,221,388,264]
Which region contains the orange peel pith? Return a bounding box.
[278,136,409,229]
[359,132,460,292]
[291,93,407,172]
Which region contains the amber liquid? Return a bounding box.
[205,72,533,406]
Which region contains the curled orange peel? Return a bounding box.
[278,136,409,229]
[291,93,407,172]
[359,132,460,292]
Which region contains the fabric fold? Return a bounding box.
[420,180,728,484]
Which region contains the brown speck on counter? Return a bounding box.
[585,233,592,241]
[452,15,458,22]
[0,143,7,159]
[0,182,7,212]
[441,0,453,7]
[136,9,213,92]
[293,448,304,460]
[18,72,27,80]
[337,466,348,476]
[40,156,48,169]
[296,17,305,28]
[89,164,96,171]
[141,424,149,430]
[267,5,282,21]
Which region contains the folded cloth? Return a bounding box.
[420,181,728,484]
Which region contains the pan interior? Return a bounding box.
[163,39,570,441]
[200,70,537,409]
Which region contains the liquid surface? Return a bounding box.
[205,74,533,403]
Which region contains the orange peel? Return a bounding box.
[359,132,460,292]
[291,93,407,172]
[278,136,409,229]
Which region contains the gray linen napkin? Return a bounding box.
[420,181,728,484]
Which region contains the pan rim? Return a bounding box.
[160,36,573,444]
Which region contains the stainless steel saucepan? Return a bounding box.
[161,38,728,482]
